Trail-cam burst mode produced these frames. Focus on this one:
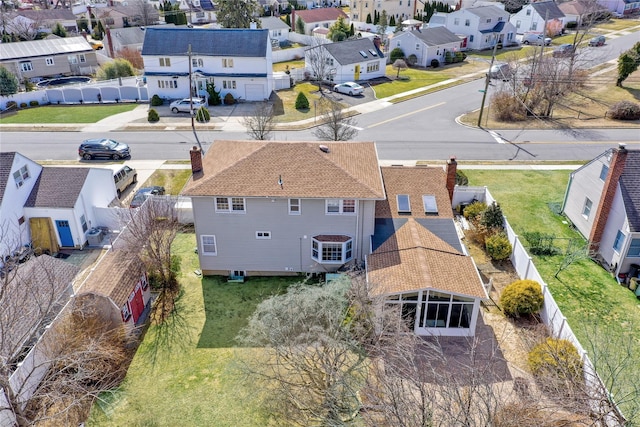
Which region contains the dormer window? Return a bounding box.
[423,195,438,214]
[397,194,411,214]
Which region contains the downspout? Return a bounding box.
[355,199,360,264]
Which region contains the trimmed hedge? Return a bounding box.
[500,279,544,318]
[485,232,512,261]
[148,108,160,122]
[528,338,583,387]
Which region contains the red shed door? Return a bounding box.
[129,282,145,323]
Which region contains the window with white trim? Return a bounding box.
[13,165,30,188]
[159,57,171,67]
[629,239,640,257]
[222,80,236,90]
[201,235,217,255]
[531,22,537,30]
[599,165,609,181]
[192,58,204,67]
[45,57,54,66]
[256,231,271,239]
[582,198,593,219]
[80,215,88,233]
[158,80,178,89]
[613,230,624,252]
[222,58,234,68]
[326,199,356,214]
[526,8,531,15]
[121,303,131,321]
[20,61,33,72]
[289,198,301,215]
[397,194,411,214]
[312,236,353,263]
[216,197,245,212]
[454,18,459,25]
[79,54,86,63]
[367,62,379,72]
[465,19,470,26]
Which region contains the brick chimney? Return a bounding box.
[105,26,115,59]
[446,156,457,202]
[589,144,628,252]
[190,146,203,174]
[373,35,382,52]
[291,9,296,32]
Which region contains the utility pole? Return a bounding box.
[188,44,204,154]
[477,32,500,127]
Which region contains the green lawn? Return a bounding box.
[463,169,640,419]
[0,104,138,124]
[141,169,192,195]
[87,233,302,426]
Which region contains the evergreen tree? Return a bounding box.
[0,66,19,96]
[285,13,291,26]
[366,13,372,24]
[389,15,396,26]
[216,0,262,28]
[52,22,67,37]
[328,16,350,42]
[349,23,355,37]
[296,16,305,34]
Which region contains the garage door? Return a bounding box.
[245,84,265,101]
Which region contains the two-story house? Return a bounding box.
[305,37,386,83]
[349,0,416,26]
[141,27,274,102]
[509,0,565,36]
[0,37,98,82]
[429,5,517,50]
[389,27,463,67]
[562,144,640,280]
[291,8,349,35]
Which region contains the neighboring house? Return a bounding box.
[2,9,78,37]
[22,167,118,251]
[597,0,640,16]
[76,249,151,327]
[290,8,349,35]
[181,141,386,276]
[389,27,463,67]
[429,5,517,50]
[104,26,146,57]
[349,0,416,25]
[0,152,43,259]
[367,165,487,337]
[558,0,609,26]
[305,37,386,83]
[0,37,98,82]
[141,27,274,101]
[510,0,565,35]
[0,152,119,257]
[95,5,160,28]
[562,144,640,278]
[259,16,291,46]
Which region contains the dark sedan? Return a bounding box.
[78,138,131,160]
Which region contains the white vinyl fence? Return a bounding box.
[454,185,625,426]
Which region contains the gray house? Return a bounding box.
[0,37,98,82]
[510,0,566,35]
[182,141,386,276]
[562,144,640,279]
[390,27,463,68]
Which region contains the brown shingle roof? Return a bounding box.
[367,218,485,298]
[294,8,348,23]
[182,140,385,199]
[376,166,453,218]
[25,167,89,208]
[79,250,145,308]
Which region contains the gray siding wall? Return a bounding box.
[1,52,98,80]
[564,159,608,239]
[192,196,377,274]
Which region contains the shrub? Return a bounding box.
[147,108,160,122]
[431,59,440,68]
[407,54,417,65]
[454,51,466,62]
[170,254,182,274]
[607,100,640,120]
[528,338,583,394]
[151,94,163,106]
[523,231,560,256]
[29,100,38,107]
[500,279,544,318]
[463,201,486,222]
[195,105,210,122]
[206,82,222,106]
[5,100,17,110]
[492,91,527,122]
[444,51,454,64]
[389,47,405,63]
[480,201,505,231]
[223,93,235,105]
[19,102,27,109]
[456,170,468,186]
[485,232,512,261]
[295,91,309,110]
[565,21,578,29]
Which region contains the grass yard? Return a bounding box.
[271,82,325,123]
[0,104,138,124]
[88,233,303,426]
[140,168,191,195]
[462,169,640,419]
[273,59,304,73]
[596,18,640,31]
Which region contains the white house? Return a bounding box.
[562,144,640,279]
[259,16,291,46]
[389,27,463,68]
[509,0,565,36]
[141,27,274,102]
[305,37,386,83]
[429,5,517,50]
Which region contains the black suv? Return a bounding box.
[79,138,131,160]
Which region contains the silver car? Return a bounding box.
[169,98,206,113]
[333,82,364,96]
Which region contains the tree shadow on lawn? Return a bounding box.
[196,276,302,348]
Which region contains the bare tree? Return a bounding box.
[131,0,158,26]
[305,38,333,94]
[312,98,359,141]
[242,102,275,140]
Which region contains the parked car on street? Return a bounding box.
[130,186,165,208]
[169,98,206,113]
[522,33,552,46]
[333,82,364,96]
[488,63,514,80]
[588,35,606,46]
[79,138,131,160]
[552,43,576,57]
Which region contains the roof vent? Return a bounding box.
[319,145,330,153]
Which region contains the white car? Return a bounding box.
[333,82,364,96]
[169,98,206,113]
